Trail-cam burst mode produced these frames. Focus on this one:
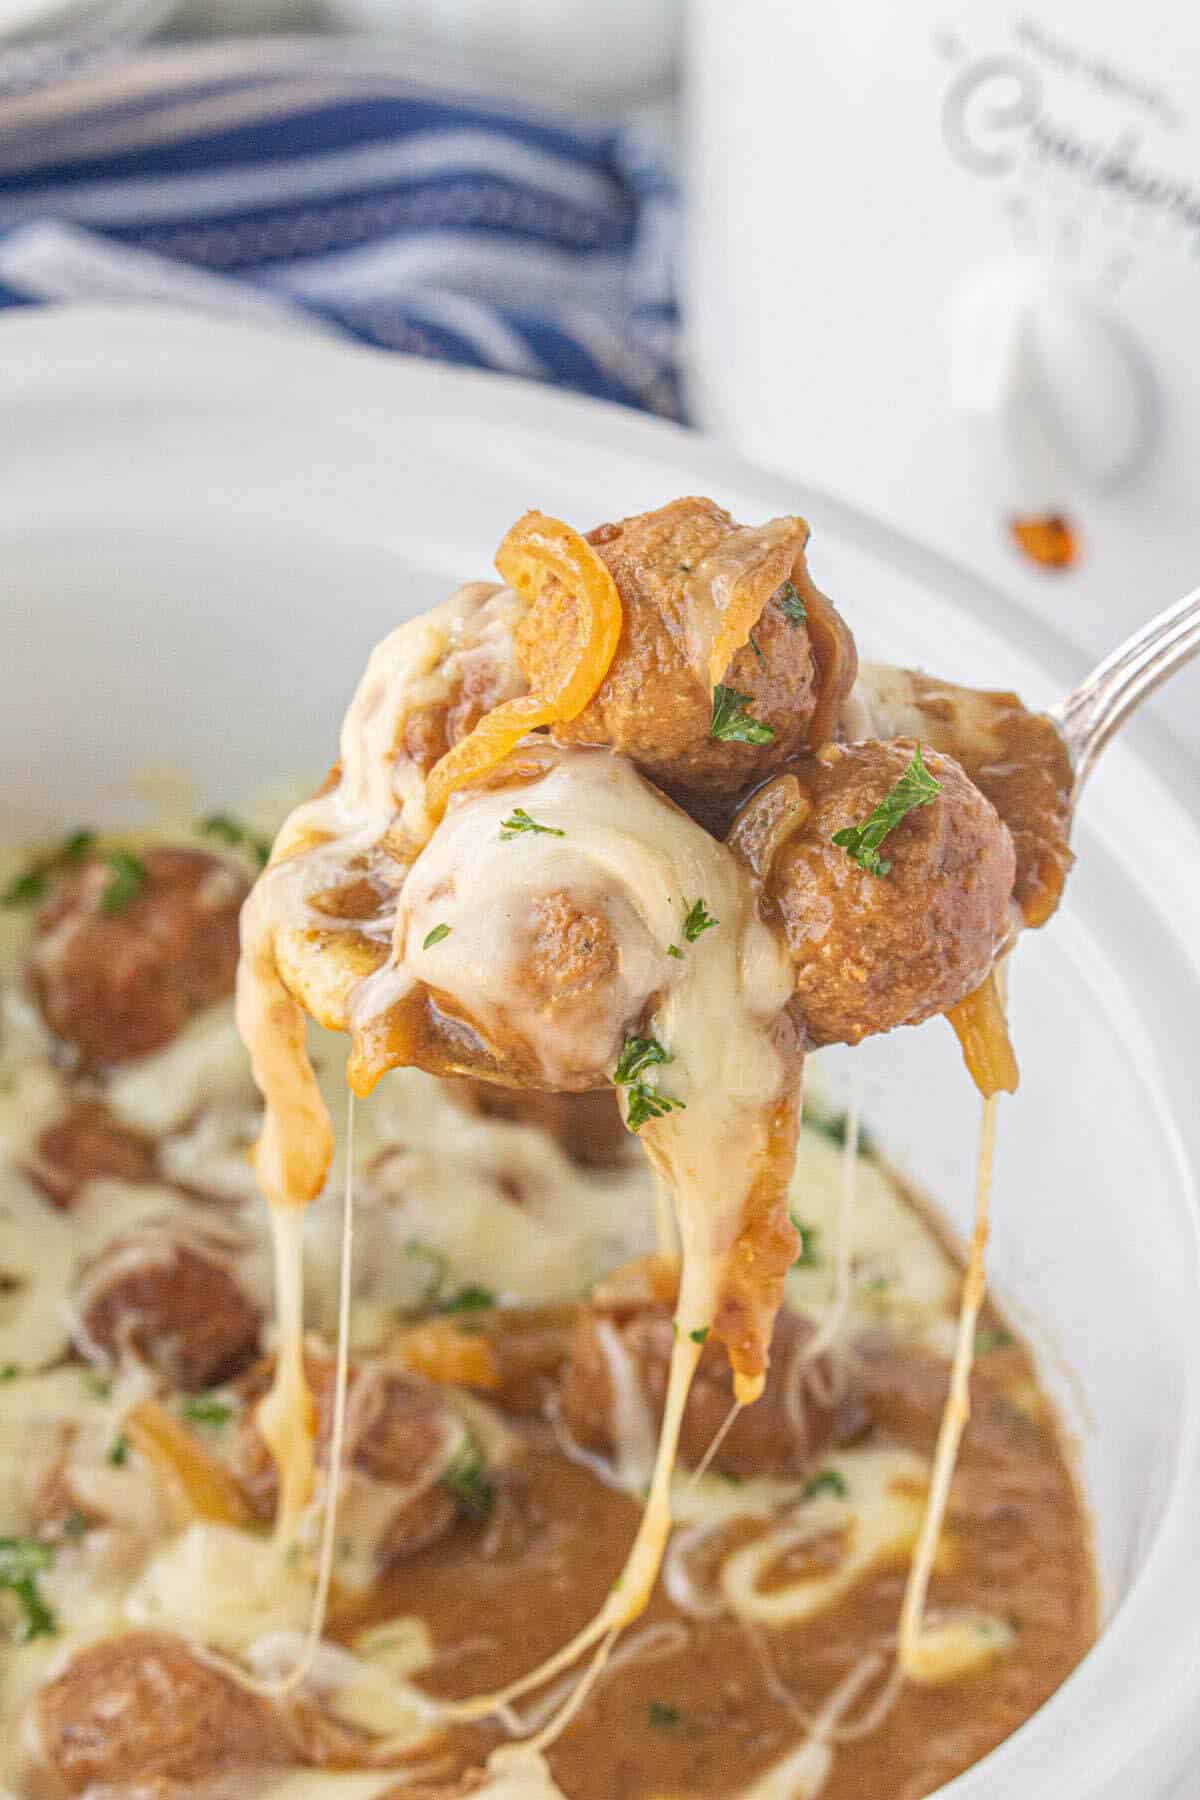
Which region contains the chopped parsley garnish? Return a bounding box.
[0,1537,57,1641]
[975,1326,1014,1355]
[803,1469,849,1500]
[62,1510,89,1540]
[1,827,97,909]
[499,808,565,841]
[107,1435,129,1467]
[422,923,451,949]
[614,1036,671,1084]
[83,1371,113,1400]
[441,1285,496,1314]
[683,898,718,942]
[807,1110,876,1158]
[689,1326,710,1345]
[790,1218,822,1268]
[404,1240,449,1309]
[181,1395,233,1429]
[667,944,683,959]
[0,1364,16,1382]
[831,744,942,878]
[613,1034,685,1134]
[709,684,776,746]
[99,851,148,915]
[439,1432,494,1521]
[624,1086,686,1132]
[748,630,764,662]
[199,812,272,866]
[776,580,807,625]
[648,1701,686,1731]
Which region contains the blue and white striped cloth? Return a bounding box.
[0,38,681,416]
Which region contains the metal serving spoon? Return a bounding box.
[1053,585,1200,797]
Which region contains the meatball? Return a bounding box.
[24,1099,157,1207]
[516,498,856,820]
[448,1081,630,1168]
[28,846,248,1065]
[33,1630,295,1793]
[75,1229,262,1390]
[230,1358,461,1561]
[559,1303,857,1480]
[758,740,1015,1046]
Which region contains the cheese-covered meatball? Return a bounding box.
[230,1357,467,1563]
[754,740,1016,1046]
[74,1227,262,1391]
[28,846,247,1065]
[33,1631,294,1793]
[517,497,856,822]
[560,1302,857,1480]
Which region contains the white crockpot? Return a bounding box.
[2,307,1199,1799]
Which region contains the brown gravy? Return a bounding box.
[337,1314,1095,1800]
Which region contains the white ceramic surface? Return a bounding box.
[2,305,1199,1799]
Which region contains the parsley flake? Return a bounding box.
[441,1285,496,1314]
[667,944,683,959]
[614,1036,671,1084]
[422,923,451,949]
[62,1510,89,1540]
[2,828,97,909]
[648,1701,686,1732]
[613,1035,686,1134]
[99,852,148,915]
[803,1469,848,1500]
[499,808,565,841]
[776,580,807,625]
[181,1395,233,1429]
[0,1365,16,1382]
[625,1086,686,1132]
[710,684,776,745]
[831,744,942,878]
[689,1326,710,1345]
[439,1431,494,1521]
[403,1240,449,1309]
[107,1436,129,1467]
[791,1218,822,1268]
[683,899,718,942]
[748,630,765,662]
[199,813,272,866]
[0,1537,57,1641]
[975,1326,1014,1355]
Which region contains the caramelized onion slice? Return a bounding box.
[424,512,622,821]
[124,1399,255,1528]
[945,970,1019,1098]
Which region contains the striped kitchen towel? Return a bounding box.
[0,37,681,416]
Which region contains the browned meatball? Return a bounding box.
[516,498,857,821]
[28,846,248,1065]
[230,1357,461,1561]
[24,1100,157,1207]
[75,1231,262,1390]
[448,1080,630,1168]
[560,1303,858,1480]
[33,1630,295,1793]
[756,740,1015,1046]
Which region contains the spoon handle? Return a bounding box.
[1051,586,1200,793]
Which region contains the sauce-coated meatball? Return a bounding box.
[448,1080,631,1168]
[757,740,1015,1046]
[517,498,855,818]
[29,846,247,1064]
